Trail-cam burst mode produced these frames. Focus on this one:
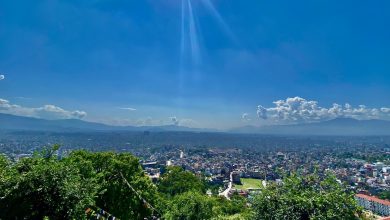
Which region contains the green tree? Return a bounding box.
[0,148,98,219]
[67,150,160,219]
[251,173,361,220]
[211,194,252,220]
[378,190,390,200]
[214,194,249,216]
[158,166,205,197]
[163,191,214,220]
[0,147,160,220]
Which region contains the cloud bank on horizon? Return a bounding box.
[2,96,390,128]
[0,98,86,120]
[257,97,390,124]
[0,98,200,127]
[169,116,198,127]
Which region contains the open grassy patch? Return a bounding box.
[233,178,262,190]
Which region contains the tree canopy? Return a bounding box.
[0,147,159,219]
[0,148,97,219]
[251,173,362,220]
[158,166,205,197]
[163,190,214,220]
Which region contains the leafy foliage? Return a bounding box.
[158,166,205,197]
[66,150,160,219]
[378,190,390,200]
[251,173,361,220]
[163,190,214,220]
[215,194,249,216]
[0,147,159,220]
[0,147,98,219]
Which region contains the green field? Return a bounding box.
[233,178,262,190]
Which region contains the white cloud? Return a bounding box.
[119,107,137,111]
[178,118,198,127]
[257,97,390,124]
[256,106,268,119]
[170,116,179,126]
[15,97,32,100]
[381,108,390,113]
[34,105,87,119]
[0,98,87,119]
[104,116,198,127]
[241,113,251,121]
[136,117,153,126]
[0,75,4,80]
[169,116,198,127]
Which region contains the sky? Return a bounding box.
[0,0,390,129]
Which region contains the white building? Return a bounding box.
[375,162,385,170]
[383,167,390,173]
[356,194,390,217]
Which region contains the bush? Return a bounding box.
[251,173,361,220]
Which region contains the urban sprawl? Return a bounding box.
[1,131,390,218]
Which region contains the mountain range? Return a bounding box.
[0,113,213,133]
[230,117,390,136]
[1,113,390,135]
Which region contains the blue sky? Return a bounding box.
[0,0,389,129]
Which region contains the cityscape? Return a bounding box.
[1,130,390,218]
[1,0,390,219]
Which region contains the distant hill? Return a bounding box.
[1,113,389,135]
[0,113,214,133]
[0,113,119,131]
[230,118,390,136]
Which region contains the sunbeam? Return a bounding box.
[187,0,201,65]
[180,0,186,58]
[178,0,187,99]
[200,0,238,44]
[179,0,237,70]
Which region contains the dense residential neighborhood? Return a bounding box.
[2,131,390,218]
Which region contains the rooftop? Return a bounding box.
[356,194,390,206]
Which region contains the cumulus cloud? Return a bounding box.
[257,97,390,124]
[170,116,179,126]
[0,98,87,119]
[241,113,251,121]
[169,116,198,127]
[0,75,4,80]
[256,106,268,119]
[381,108,390,113]
[34,105,87,119]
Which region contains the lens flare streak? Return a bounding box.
[200,0,237,44]
[187,0,201,65]
[179,0,236,69]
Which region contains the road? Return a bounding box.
[219,172,233,200]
